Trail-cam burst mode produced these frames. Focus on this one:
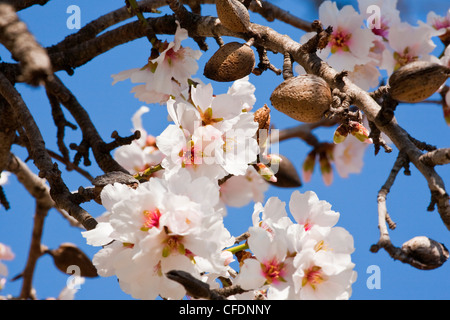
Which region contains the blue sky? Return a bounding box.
[0,0,449,300]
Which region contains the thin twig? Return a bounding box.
[0,71,97,231]
[371,152,435,270]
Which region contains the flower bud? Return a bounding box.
[333,124,349,144]
[349,121,372,143]
[302,151,316,183]
[401,236,449,270]
[266,154,282,165]
[267,154,302,188]
[319,152,333,186]
[256,163,277,183]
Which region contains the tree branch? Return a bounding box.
[1,0,52,11]
[420,148,450,166]
[19,200,49,299]
[371,152,433,270]
[0,71,97,231]
[0,4,53,86]
[44,75,129,174]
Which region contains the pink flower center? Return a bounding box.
[302,266,325,290]
[432,17,450,30]
[165,48,180,66]
[329,29,352,54]
[261,258,286,284]
[304,220,313,231]
[371,18,390,39]
[141,209,161,231]
[179,141,202,167]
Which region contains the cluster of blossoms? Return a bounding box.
[296,0,450,128]
[82,20,361,300]
[296,0,449,184]
[234,191,356,300]
[297,0,447,90]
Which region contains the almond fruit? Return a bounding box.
[401,236,449,270]
[204,42,255,82]
[270,74,332,123]
[216,0,251,33]
[388,61,450,103]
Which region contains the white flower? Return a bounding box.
[346,61,381,91]
[226,76,256,112]
[301,226,355,274]
[236,190,356,300]
[220,166,268,208]
[251,196,293,234]
[157,82,259,179]
[151,22,202,96]
[111,21,201,104]
[306,1,377,72]
[292,248,357,300]
[381,21,443,75]
[427,9,450,36]
[221,113,259,176]
[157,122,228,180]
[190,83,244,130]
[82,173,232,300]
[236,226,297,299]
[114,106,164,175]
[289,190,340,232]
[358,0,401,40]
[333,134,368,178]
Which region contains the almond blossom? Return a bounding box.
[288,190,340,233]
[219,165,269,208]
[427,9,450,44]
[305,1,378,73]
[381,21,443,75]
[333,134,369,179]
[114,106,164,176]
[156,82,259,180]
[111,21,201,104]
[236,226,297,300]
[292,248,357,300]
[296,1,379,90]
[82,172,233,300]
[234,190,356,300]
[358,0,401,40]
[226,76,256,112]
